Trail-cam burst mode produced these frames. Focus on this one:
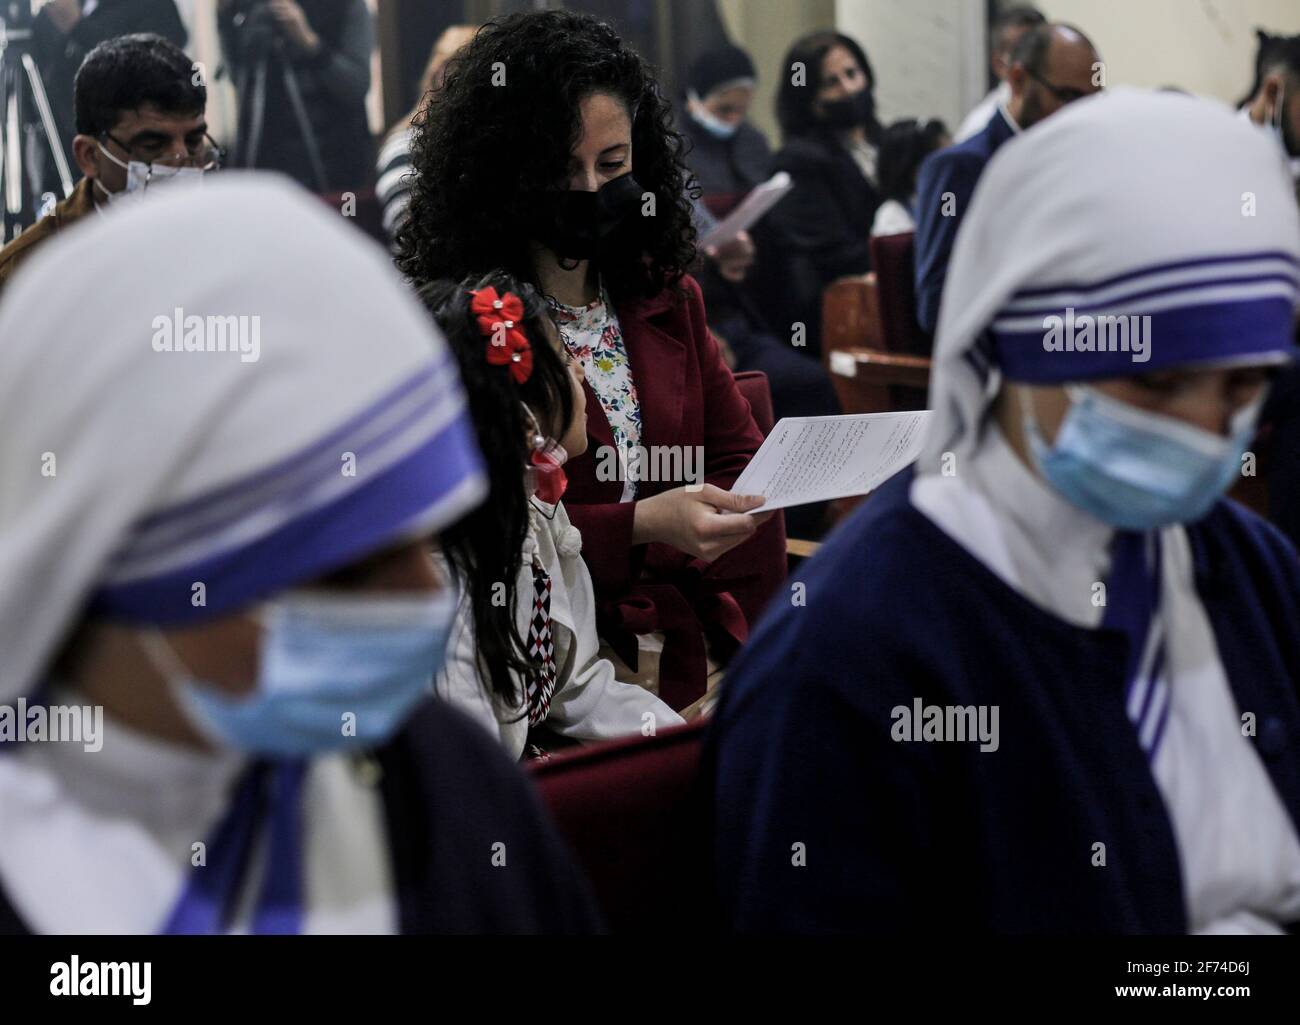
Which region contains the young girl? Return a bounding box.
[870,117,950,238]
[421,272,683,759]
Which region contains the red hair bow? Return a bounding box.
[470,286,532,384]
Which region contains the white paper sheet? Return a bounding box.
[698,172,793,250]
[731,411,930,512]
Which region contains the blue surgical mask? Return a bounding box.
[1021,384,1265,531]
[689,93,739,140]
[143,590,456,756]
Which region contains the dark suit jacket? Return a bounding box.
[1264,361,1300,550]
[913,105,1018,334]
[562,275,787,710]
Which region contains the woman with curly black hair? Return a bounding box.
[396,9,786,712]
[750,30,885,353]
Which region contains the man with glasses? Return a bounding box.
[914,23,1101,334]
[0,33,214,289]
[32,1,189,187]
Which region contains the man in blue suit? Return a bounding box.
[913,23,1101,334]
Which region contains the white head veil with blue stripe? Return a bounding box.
[0,174,487,701]
[919,87,1300,471]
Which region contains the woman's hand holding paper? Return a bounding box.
[632,484,770,562]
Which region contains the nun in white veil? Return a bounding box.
[0,174,599,935]
[711,89,1300,934]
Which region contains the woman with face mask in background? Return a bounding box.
[0,176,600,935]
[397,10,785,716]
[710,90,1300,934]
[678,44,773,220]
[750,30,884,357]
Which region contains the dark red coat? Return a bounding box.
[562,275,787,709]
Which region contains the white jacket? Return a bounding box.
[436,500,683,759]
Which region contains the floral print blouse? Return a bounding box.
[547,281,642,501]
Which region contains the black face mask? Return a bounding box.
[532,173,645,262]
[819,89,875,131]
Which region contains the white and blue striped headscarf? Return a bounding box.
[919,87,1300,469]
[915,88,1300,765]
[0,174,486,701]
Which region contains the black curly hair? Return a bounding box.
[418,271,575,710]
[394,9,698,306]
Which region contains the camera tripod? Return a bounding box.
[0,4,75,243]
[230,7,328,193]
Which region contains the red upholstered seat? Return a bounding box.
[733,369,776,435]
[528,720,712,934]
[733,367,793,561]
[869,231,932,359]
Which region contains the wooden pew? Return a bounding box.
[821,274,930,416]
